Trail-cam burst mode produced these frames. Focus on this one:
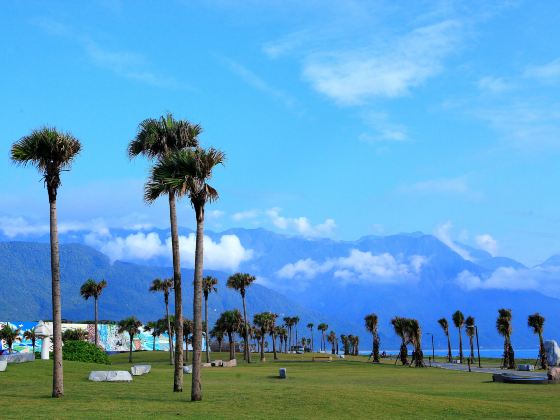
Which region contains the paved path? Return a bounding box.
[431,362,545,377]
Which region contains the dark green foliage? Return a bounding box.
[62,328,88,342]
[62,340,110,364]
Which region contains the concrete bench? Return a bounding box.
[88,371,133,382]
[131,365,151,376]
[0,360,7,371]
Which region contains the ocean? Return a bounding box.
[359,348,540,359]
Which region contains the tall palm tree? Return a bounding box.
[23,328,37,354]
[216,310,243,361]
[183,318,194,363]
[340,334,349,355]
[465,316,476,364]
[364,313,380,363]
[317,323,328,352]
[144,320,164,351]
[528,313,547,370]
[149,278,174,364]
[391,316,409,365]
[327,331,337,354]
[79,278,107,348]
[117,316,142,363]
[437,318,452,363]
[11,127,81,398]
[146,147,224,401]
[227,273,256,363]
[307,323,314,352]
[292,316,300,345]
[277,327,287,354]
[130,113,200,392]
[452,310,465,363]
[497,308,515,369]
[283,317,294,351]
[0,324,21,353]
[202,276,218,363]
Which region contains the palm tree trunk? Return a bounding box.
[165,294,173,365]
[446,334,452,362]
[272,333,278,360]
[49,198,64,398]
[153,336,156,351]
[228,335,234,360]
[168,194,183,392]
[469,337,474,364]
[538,332,547,369]
[129,334,133,363]
[185,338,189,362]
[191,205,205,401]
[94,297,99,347]
[241,296,251,363]
[260,335,265,361]
[205,296,210,363]
[458,328,463,363]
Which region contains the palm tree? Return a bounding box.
[149,278,174,364]
[117,316,142,363]
[202,276,218,363]
[327,331,337,354]
[130,113,200,392]
[79,278,107,348]
[452,310,465,363]
[282,328,289,353]
[404,318,424,367]
[268,314,279,360]
[497,309,515,369]
[283,317,294,351]
[340,334,349,355]
[465,316,475,364]
[144,320,164,351]
[216,310,243,361]
[307,323,314,352]
[364,313,380,362]
[528,313,547,370]
[391,317,409,365]
[317,323,328,352]
[11,127,81,398]
[0,324,21,353]
[23,328,37,354]
[183,318,194,363]
[227,273,256,363]
[277,327,287,354]
[254,312,275,362]
[437,318,452,362]
[210,327,224,352]
[292,316,300,346]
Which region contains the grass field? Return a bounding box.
[1,351,559,419]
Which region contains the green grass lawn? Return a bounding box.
[1,351,558,419]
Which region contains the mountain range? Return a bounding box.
[1,226,560,350]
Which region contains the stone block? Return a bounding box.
[183,365,192,374]
[223,359,237,367]
[211,360,223,367]
[130,365,151,376]
[0,353,35,364]
[548,367,560,381]
[517,364,534,371]
[0,360,7,372]
[279,368,286,379]
[88,371,133,382]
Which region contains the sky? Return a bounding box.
[1,0,560,266]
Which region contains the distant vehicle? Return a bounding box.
[290,345,304,354]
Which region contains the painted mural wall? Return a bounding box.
[0,321,204,353]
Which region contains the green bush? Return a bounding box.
[62,340,110,364]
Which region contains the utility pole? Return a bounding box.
[475,325,481,368]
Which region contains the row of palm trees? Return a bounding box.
[437,309,548,369]
[10,113,224,400]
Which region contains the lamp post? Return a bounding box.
[425,333,435,366]
[475,325,481,368]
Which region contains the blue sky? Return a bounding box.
[1,0,560,265]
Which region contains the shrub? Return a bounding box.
[62,340,110,364]
[62,328,88,342]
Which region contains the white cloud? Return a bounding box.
[207,210,225,219]
[232,209,260,222]
[456,265,560,299]
[434,221,473,261]
[475,234,498,256]
[0,216,49,237]
[359,112,408,143]
[277,249,426,286]
[87,231,253,271]
[302,20,461,105]
[266,208,336,237]
[525,58,560,83]
[477,76,510,93]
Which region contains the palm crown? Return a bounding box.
[149,278,173,297]
[528,312,545,334]
[364,313,378,334]
[202,276,218,299]
[80,279,107,300]
[452,310,465,328]
[117,316,142,336]
[10,127,81,199]
[226,273,256,298]
[437,318,449,334]
[465,316,475,337]
[128,113,200,159]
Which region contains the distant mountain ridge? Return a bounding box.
[2,227,560,349]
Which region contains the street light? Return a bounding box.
[425,333,435,366]
[475,325,481,368]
